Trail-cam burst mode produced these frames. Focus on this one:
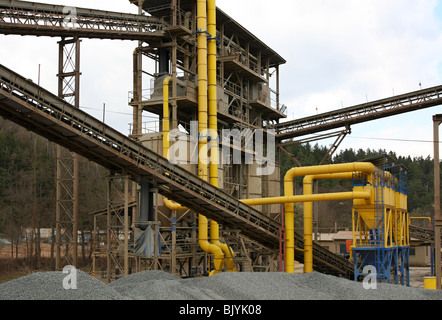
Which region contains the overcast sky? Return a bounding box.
[1,0,441,159]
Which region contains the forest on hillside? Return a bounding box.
[0,118,440,267]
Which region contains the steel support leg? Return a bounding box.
[55,37,80,270]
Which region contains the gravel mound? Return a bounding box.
[0,270,125,300]
[2,269,442,300]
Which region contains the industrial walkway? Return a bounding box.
[0,63,354,278]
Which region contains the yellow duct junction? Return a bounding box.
[302,172,371,273]
[283,162,375,273]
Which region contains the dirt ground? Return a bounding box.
[0,243,93,284]
[409,266,434,288]
[0,243,54,259]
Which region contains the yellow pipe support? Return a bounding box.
[197,0,224,275]
[283,162,376,273]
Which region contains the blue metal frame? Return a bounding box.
[352,163,410,286]
[353,246,409,285]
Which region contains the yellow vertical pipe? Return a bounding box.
[284,173,296,274]
[207,0,235,272]
[207,0,219,251]
[197,0,208,184]
[302,172,354,273]
[162,76,189,211]
[162,76,172,159]
[197,0,224,275]
[283,162,376,273]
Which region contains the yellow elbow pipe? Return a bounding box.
[162,76,190,211]
[164,198,187,211]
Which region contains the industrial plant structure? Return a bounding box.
[0,0,441,286]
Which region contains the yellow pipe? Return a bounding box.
[162,76,190,212]
[409,217,432,224]
[303,172,357,273]
[240,189,370,273]
[197,0,224,275]
[240,190,371,206]
[162,76,172,158]
[162,0,228,274]
[164,198,187,210]
[207,0,235,272]
[283,162,376,273]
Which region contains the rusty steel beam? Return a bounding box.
[0,0,165,40]
[275,85,442,141]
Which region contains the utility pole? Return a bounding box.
[434,114,442,289]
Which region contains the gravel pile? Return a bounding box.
[0,270,126,300]
[2,269,442,300]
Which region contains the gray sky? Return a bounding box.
[1,0,441,158]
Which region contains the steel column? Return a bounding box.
[434,114,442,289]
[55,37,80,270]
[106,174,131,282]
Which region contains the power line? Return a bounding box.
[80,106,158,119]
[347,135,441,144]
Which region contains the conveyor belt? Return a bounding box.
[409,225,441,243]
[0,63,354,278]
[0,0,166,40]
[275,85,442,141]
